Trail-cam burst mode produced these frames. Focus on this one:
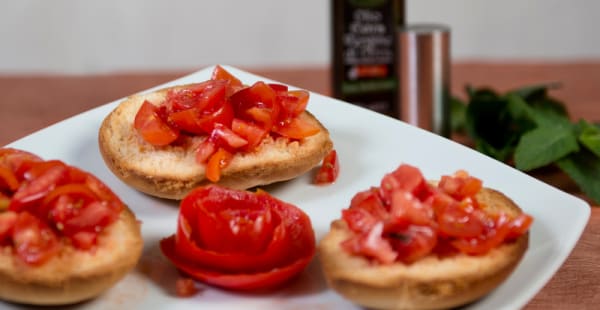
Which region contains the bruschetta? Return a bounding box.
[0,148,143,305]
[99,66,333,200]
[318,164,532,310]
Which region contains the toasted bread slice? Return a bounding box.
[318,187,529,310]
[98,85,333,200]
[0,207,143,306]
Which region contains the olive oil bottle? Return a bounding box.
[331,0,404,116]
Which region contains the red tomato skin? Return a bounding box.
[387,225,437,264]
[161,236,313,291]
[165,80,227,113]
[231,118,268,152]
[12,212,60,265]
[0,148,126,264]
[0,211,17,243]
[0,165,20,192]
[134,100,180,146]
[209,123,248,150]
[343,222,397,264]
[161,186,316,291]
[195,139,216,164]
[205,148,233,182]
[350,187,388,219]
[211,65,244,95]
[175,277,199,297]
[340,164,533,264]
[273,116,320,139]
[278,90,309,120]
[10,163,68,213]
[0,148,43,181]
[314,150,340,185]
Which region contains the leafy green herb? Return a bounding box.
[452,83,600,205]
[514,125,579,171]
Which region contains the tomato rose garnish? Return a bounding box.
[133,65,321,182]
[341,164,533,264]
[0,148,125,265]
[160,185,316,291]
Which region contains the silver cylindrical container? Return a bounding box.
[397,24,451,137]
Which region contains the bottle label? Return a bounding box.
[337,0,397,114]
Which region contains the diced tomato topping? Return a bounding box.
[279,90,309,120]
[0,211,17,243]
[134,100,180,146]
[273,116,320,139]
[340,164,533,264]
[71,231,97,250]
[342,222,397,264]
[10,163,68,212]
[206,148,233,182]
[231,118,268,152]
[0,147,125,265]
[175,277,199,297]
[195,139,217,164]
[387,225,437,264]
[0,165,20,192]
[314,149,340,185]
[209,124,248,150]
[211,65,244,95]
[133,66,323,185]
[12,212,60,265]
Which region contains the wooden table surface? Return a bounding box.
[1,62,599,309]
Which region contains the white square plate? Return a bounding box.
[4,66,590,309]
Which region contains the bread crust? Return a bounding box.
[318,188,529,310]
[0,207,143,306]
[98,85,333,200]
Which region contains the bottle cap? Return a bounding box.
[396,24,451,137]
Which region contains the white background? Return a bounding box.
[1,0,599,74]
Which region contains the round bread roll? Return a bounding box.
[0,207,143,306]
[318,188,529,310]
[98,85,333,200]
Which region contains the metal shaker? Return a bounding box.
[396,24,451,137]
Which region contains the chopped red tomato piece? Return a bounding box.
[0,165,19,192]
[231,118,268,151]
[209,123,248,149]
[230,82,279,130]
[134,100,180,146]
[273,116,320,139]
[12,212,60,265]
[70,231,97,250]
[211,65,244,95]
[175,277,199,297]
[205,148,233,182]
[314,149,340,184]
[10,163,68,212]
[195,139,216,164]
[387,225,437,264]
[342,222,397,264]
[0,211,17,243]
[279,90,309,120]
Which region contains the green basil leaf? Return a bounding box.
[474,139,514,162]
[576,120,600,158]
[450,96,467,133]
[508,82,561,101]
[557,149,600,205]
[514,125,579,171]
[465,95,513,150]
